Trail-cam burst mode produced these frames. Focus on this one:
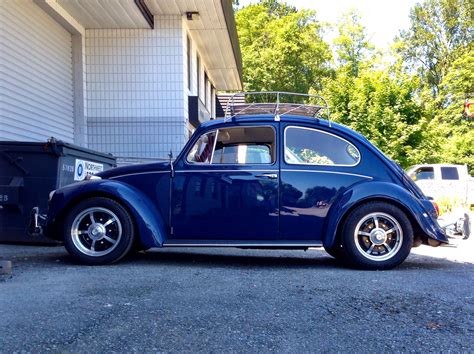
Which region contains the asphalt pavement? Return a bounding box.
[0,239,473,352]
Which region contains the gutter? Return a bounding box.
[134,0,154,29]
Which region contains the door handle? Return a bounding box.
[256,173,278,179]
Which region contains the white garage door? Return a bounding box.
[0,0,74,142]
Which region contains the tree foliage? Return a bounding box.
[333,9,374,77]
[236,0,332,93]
[235,0,473,172]
[322,69,430,167]
[394,0,473,95]
[436,48,474,171]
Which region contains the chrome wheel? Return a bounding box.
[354,212,403,261]
[71,207,122,257]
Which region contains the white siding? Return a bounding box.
[86,16,186,160]
[0,0,74,142]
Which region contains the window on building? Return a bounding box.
[187,35,191,91]
[211,85,216,118]
[284,127,360,166]
[197,55,201,99]
[187,126,275,165]
[204,72,209,108]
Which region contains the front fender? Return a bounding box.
[323,181,449,248]
[46,180,167,248]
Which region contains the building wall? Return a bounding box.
[0,2,222,161]
[85,16,187,160]
[183,22,216,137]
[0,0,74,142]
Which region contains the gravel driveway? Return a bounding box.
[1,240,473,352]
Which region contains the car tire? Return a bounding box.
[341,202,413,270]
[63,197,135,265]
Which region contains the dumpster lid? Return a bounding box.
[0,138,115,161]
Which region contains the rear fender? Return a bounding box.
[46,180,167,248]
[323,181,449,248]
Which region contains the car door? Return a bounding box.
[170,123,279,241]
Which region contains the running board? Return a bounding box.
[162,240,323,248]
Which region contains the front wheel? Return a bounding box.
[63,197,135,265]
[341,202,413,270]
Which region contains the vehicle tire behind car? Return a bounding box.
[63,197,135,265]
[341,202,413,270]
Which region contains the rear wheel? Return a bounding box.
[63,197,135,265]
[341,202,413,270]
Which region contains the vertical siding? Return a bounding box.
[0,0,74,142]
[86,16,186,160]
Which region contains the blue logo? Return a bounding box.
[77,163,84,177]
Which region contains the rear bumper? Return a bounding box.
[418,201,449,244]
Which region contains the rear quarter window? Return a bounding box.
[284,127,360,166]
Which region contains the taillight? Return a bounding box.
[431,201,439,217]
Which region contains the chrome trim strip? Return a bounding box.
[175,169,277,173]
[283,125,361,167]
[281,169,373,179]
[110,171,169,179]
[163,242,323,247]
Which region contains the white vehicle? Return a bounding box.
[407,164,473,239]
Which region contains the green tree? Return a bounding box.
[234,0,473,171]
[235,1,332,94]
[394,0,472,95]
[333,9,375,77]
[436,47,474,172]
[322,68,430,168]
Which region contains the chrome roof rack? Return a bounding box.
[224,91,331,126]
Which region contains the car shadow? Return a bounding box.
[121,247,473,271]
[126,248,345,270]
[2,244,472,272]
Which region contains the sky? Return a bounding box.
[238,0,420,49]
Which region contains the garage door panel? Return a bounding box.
[1,94,73,123]
[3,2,72,55]
[0,0,74,142]
[0,58,73,103]
[0,31,73,77]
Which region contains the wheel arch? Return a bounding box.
[329,197,425,248]
[322,182,445,249]
[47,182,167,248]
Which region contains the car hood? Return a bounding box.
[97,161,171,179]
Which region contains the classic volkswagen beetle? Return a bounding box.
[40,92,448,269]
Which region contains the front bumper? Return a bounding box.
[28,207,47,236]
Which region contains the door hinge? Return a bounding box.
[170,226,174,235]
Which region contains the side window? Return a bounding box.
[187,126,275,165]
[441,167,459,180]
[412,167,434,181]
[284,127,360,166]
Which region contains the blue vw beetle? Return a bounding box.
[42,92,448,269]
